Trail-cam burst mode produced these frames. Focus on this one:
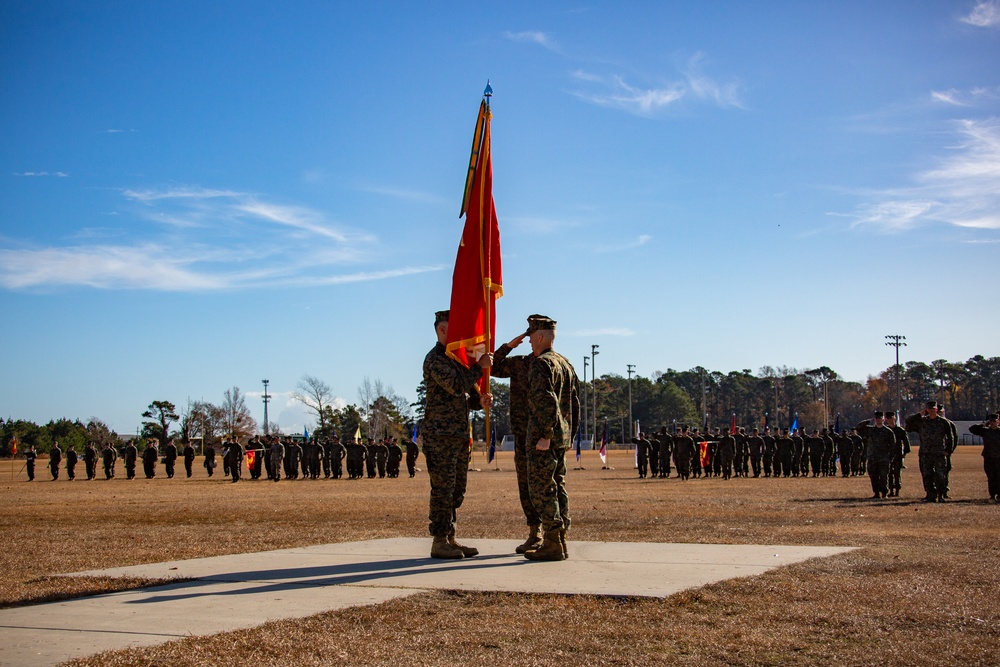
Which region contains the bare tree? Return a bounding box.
[220,386,257,441]
[293,375,334,430]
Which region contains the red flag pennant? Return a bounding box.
[447,99,502,394]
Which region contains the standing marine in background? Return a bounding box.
[49,442,62,480]
[183,441,196,478]
[905,401,955,503]
[884,412,910,497]
[124,440,138,480]
[969,412,1000,502]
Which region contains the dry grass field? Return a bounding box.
[2,447,998,666]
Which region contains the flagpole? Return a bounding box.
[482,81,493,459]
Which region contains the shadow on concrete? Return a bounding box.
[128,554,522,604]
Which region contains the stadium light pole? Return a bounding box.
[582,356,589,448]
[591,344,600,444]
[885,335,906,418]
[262,379,271,436]
[626,364,636,439]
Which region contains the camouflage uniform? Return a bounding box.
[717,432,735,480]
[163,441,178,479]
[525,348,580,534]
[762,432,776,477]
[631,436,651,478]
[673,432,695,480]
[747,432,764,477]
[387,440,403,477]
[776,433,793,477]
[83,443,98,480]
[405,439,419,477]
[856,419,898,498]
[422,340,484,538]
[492,340,538,530]
[124,442,138,480]
[269,440,284,482]
[183,443,196,478]
[657,430,673,478]
[48,445,62,480]
[142,443,158,478]
[969,421,1000,500]
[905,412,955,502]
[888,424,910,495]
[65,447,78,480]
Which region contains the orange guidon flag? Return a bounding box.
[446,97,502,395]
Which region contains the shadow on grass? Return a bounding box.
[127,554,524,605]
[0,577,195,610]
[790,496,994,507]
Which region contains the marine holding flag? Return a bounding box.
[422,310,492,559]
[421,92,501,560]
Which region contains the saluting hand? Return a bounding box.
[507,333,527,348]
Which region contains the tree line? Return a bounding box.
[3,355,996,455]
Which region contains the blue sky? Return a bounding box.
[2,1,998,435]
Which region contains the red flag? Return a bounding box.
[246,450,256,469]
[699,441,710,468]
[10,436,17,457]
[731,413,737,433]
[446,99,502,394]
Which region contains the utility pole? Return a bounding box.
[582,356,589,448]
[626,364,636,439]
[885,335,907,418]
[591,344,600,444]
[262,379,271,435]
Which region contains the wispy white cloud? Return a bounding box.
[961,1,1000,28]
[849,117,1000,232]
[562,327,636,337]
[932,89,967,106]
[0,245,225,291]
[12,171,69,177]
[594,234,653,253]
[931,86,1000,107]
[571,54,742,117]
[503,30,559,52]
[0,185,443,291]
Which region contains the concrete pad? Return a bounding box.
[0,538,855,666]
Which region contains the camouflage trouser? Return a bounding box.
[719,453,734,479]
[889,455,903,491]
[675,452,691,479]
[512,433,541,526]
[526,444,569,533]
[423,435,470,537]
[779,453,792,477]
[659,448,672,477]
[919,451,949,499]
[868,457,890,495]
[985,456,1000,498]
[637,453,648,477]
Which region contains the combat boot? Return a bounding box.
[515,525,542,554]
[447,531,479,557]
[524,529,565,561]
[430,535,464,559]
[559,528,568,559]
